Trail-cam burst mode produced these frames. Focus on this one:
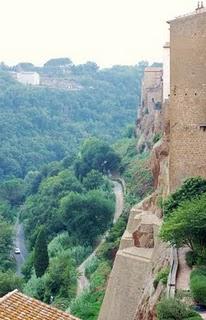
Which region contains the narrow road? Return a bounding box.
[14,219,28,276]
[76,180,124,296]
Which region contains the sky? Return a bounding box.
[0,0,197,67]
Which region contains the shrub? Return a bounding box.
[157,298,200,320]
[85,257,99,279]
[153,267,169,289]
[186,251,198,268]
[153,132,162,144]
[190,267,206,305]
[0,271,23,297]
[163,177,206,216]
[160,193,206,252]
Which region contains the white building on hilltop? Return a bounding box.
[16,72,40,85]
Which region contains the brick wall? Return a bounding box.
[169,11,206,191]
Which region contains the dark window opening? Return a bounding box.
[200,124,206,132]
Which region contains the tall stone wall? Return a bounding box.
[98,196,166,320]
[136,67,163,152]
[169,11,206,191]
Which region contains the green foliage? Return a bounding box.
[0,62,143,180]
[0,270,23,297]
[60,190,114,245]
[124,125,135,138]
[190,267,206,305]
[21,169,83,244]
[0,221,14,271]
[163,177,206,216]
[0,178,25,206]
[156,298,201,320]
[48,232,92,266]
[22,251,34,281]
[0,200,14,223]
[44,57,73,67]
[23,273,46,301]
[160,193,206,256]
[153,267,169,289]
[75,138,121,178]
[153,132,162,144]
[83,170,104,190]
[24,250,77,309]
[70,261,111,320]
[97,214,128,262]
[34,228,49,277]
[85,257,99,279]
[186,251,198,268]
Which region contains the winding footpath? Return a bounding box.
[76,180,124,296]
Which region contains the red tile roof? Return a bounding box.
[0,290,80,320]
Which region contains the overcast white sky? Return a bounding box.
[0,0,197,67]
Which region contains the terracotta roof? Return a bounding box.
[0,290,80,320]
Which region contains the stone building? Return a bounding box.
[10,71,40,85]
[99,4,206,320]
[136,67,163,151]
[163,42,170,101]
[168,5,206,192]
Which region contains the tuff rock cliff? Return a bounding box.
[98,67,170,320]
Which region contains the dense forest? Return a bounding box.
[0,60,147,180]
[0,58,155,318]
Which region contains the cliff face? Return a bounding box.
[98,138,170,320]
[98,67,170,320]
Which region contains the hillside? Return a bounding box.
[0,61,146,180]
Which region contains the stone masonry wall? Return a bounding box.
[169,11,206,191]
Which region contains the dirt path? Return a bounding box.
[14,219,28,276]
[76,180,124,296]
[176,247,191,291]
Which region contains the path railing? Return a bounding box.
[167,246,178,298]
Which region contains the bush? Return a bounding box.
[190,267,206,305]
[160,193,206,252]
[0,271,23,297]
[153,132,162,144]
[153,267,169,289]
[157,298,200,320]
[186,251,198,268]
[163,177,206,216]
[85,257,99,280]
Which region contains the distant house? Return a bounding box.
[0,290,79,320]
[16,71,40,85]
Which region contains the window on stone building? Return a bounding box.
[200,124,206,132]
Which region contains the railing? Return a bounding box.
[173,7,206,21]
[167,246,178,298]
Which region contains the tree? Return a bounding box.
[44,57,72,67]
[156,298,201,320]
[75,138,121,178]
[160,193,206,257]
[83,170,104,190]
[0,178,25,206]
[34,227,49,277]
[0,271,23,297]
[60,190,114,245]
[163,177,206,216]
[0,221,13,270]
